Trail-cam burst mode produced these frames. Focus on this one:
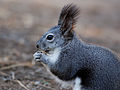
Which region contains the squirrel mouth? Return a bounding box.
[45,49,50,53]
[38,48,52,55]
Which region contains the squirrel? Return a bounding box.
[33,4,120,90]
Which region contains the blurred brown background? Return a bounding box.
[0,0,120,90]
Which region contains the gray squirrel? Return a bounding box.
[33,4,120,90]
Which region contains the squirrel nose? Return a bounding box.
[36,44,39,48]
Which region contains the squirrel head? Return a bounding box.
[36,4,80,53]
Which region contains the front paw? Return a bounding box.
[33,51,43,62]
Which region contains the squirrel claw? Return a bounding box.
[33,51,42,62]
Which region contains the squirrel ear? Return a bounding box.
[58,4,80,38]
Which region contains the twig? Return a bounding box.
[0,62,34,70]
[0,60,17,65]
[0,71,8,76]
[38,84,55,90]
[1,72,29,90]
[14,79,29,90]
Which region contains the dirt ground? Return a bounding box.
[0,0,120,90]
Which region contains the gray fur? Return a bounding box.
[34,4,120,90]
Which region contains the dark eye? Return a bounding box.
[46,35,54,40]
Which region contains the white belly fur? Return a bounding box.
[73,77,82,90]
[52,73,82,90]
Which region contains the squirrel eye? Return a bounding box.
[46,35,54,41]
